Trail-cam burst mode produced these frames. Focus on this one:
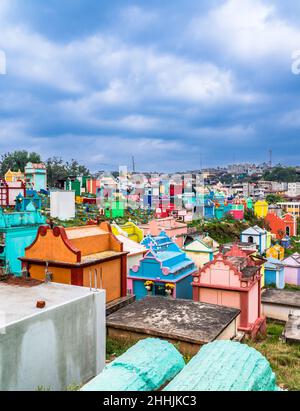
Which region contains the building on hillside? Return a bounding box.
[0,180,26,207]
[268,204,282,217]
[128,232,197,300]
[264,258,285,289]
[277,202,300,218]
[0,205,46,276]
[20,223,128,303]
[24,163,47,191]
[192,249,266,338]
[139,217,188,248]
[266,244,285,260]
[287,182,300,198]
[282,253,300,286]
[265,212,297,239]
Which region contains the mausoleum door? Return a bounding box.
[154,283,166,296]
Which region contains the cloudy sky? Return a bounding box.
[0,0,300,172]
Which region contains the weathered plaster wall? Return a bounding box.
[0,291,105,391]
[262,302,300,322]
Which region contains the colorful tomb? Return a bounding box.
[24,162,47,191]
[264,258,285,289]
[164,340,278,391]
[139,217,188,248]
[128,232,197,300]
[4,169,24,183]
[100,195,125,219]
[240,226,268,254]
[266,244,284,261]
[224,243,266,288]
[282,253,300,286]
[0,180,26,207]
[20,223,128,303]
[112,221,144,243]
[15,192,42,211]
[265,212,297,239]
[81,338,185,392]
[183,235,218,269]
[115,234,146,275]
[192,250,266,337]
[229,203,245,220]
[254,200,268,218]
[0,206,46,276]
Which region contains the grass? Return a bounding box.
[247,322,300,391]
[106,322,300,391]
[268,283,300,292]
[106,337,193,365]
[106,337,138,361]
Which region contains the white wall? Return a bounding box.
[50,190,75,221]
[0,290,105,391]
[262,302,300,322]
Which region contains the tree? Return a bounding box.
[263,167,299,182]
[45,157,69,187]
[46,157,91,187]
[266,194,284,205]
[0,150,41,176]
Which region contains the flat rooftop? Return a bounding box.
[262,289,300,309]
[0,282,102,326]
[107,296,240,345]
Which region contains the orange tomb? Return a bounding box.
[20,222,128,303]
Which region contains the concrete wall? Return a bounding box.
[0,290,105,391]
[262,302,300,322]
[215,315,240,340]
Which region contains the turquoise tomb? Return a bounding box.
[81,338,185,391]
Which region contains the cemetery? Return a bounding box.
[0,159,299,391]
[2,0,300,393]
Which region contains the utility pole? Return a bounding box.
[269,149,273,168]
